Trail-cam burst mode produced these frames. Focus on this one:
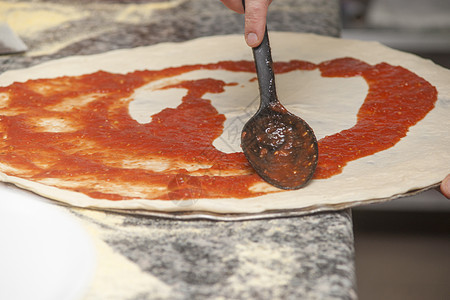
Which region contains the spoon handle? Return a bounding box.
[241,0,277,109]
[252,27,278,109]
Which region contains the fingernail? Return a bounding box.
[246,33,258,46]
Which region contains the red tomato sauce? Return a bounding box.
[0,58,437,200]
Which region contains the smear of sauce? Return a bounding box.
[0,58,437,200]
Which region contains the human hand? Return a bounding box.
[441,174,450,198]
[220,0,272,47]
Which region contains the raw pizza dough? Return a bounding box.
[0,33,449,215]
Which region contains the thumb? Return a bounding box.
[243,0,271,47]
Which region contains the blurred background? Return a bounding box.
[341,0,450,67]
[341,1,450,299]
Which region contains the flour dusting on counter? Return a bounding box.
[71,209,173,300]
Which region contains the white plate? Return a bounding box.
[0,183,96,300]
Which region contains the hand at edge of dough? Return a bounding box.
[440,174,450,199]
[220,0,272,47]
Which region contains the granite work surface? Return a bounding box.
[0,0,357,299]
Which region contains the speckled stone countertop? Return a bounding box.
[0,0,356,299]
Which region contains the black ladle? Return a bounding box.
[240,3,319,189]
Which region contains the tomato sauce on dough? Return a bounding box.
[0,58,437,200]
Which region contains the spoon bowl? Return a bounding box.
[242,101,318,189]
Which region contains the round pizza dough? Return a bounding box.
[0,33,449,216]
